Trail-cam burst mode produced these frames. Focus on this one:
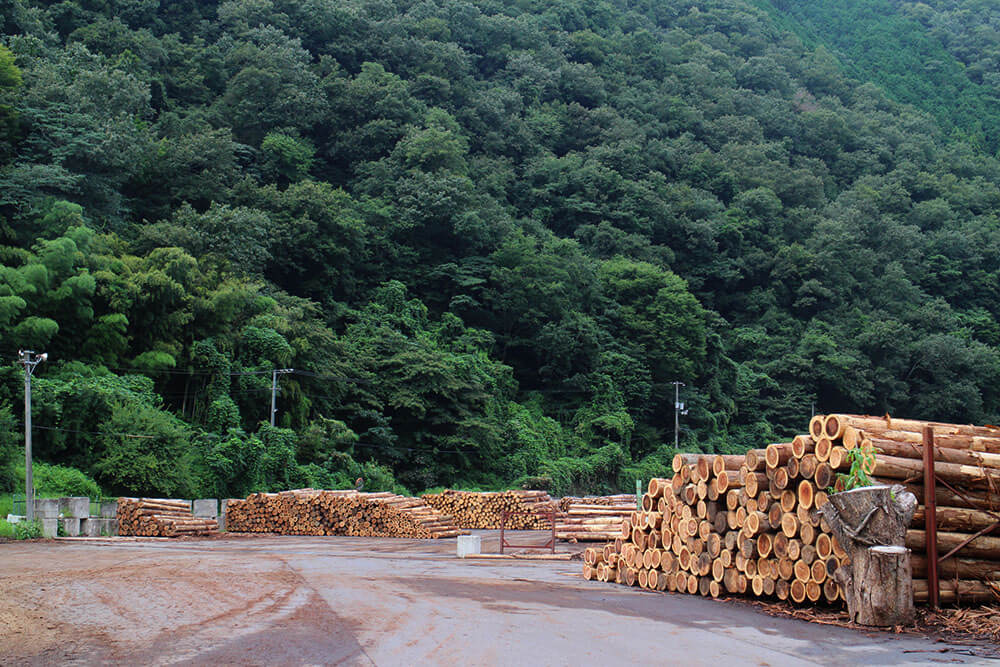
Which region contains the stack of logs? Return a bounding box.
[583,413,1000,607]
[117,498,219,537]
[817,414,1000,605]
[582,445,847,603]
[421,490,555,529]
[226,489,464,538]
[556,496,637,542]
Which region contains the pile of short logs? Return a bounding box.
[117,498,218,537]
[582,444,847,603]
[226,489,464,538]
[583,413,1000,608]
[556,497,637,542]
[421,490,555,529]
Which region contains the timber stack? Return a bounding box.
[584,413,1000,607]
[582,445,847,603]
[226,489,464,538]
[557,494,636,512]
[421,490,555,529]
[117,498,219,537]
[556,496,637,542]
[817,414,1000,605]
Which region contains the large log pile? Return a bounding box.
[583,413,1000,607]
[820,414,1000,605]
[421,490,555,529]
[117,498,219,537]
[556,496,637,542]
[582,446,847,603]
[226,489,464,538]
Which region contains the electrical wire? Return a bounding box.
[33,425,154,439]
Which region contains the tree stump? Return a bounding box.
[820,484,918,626]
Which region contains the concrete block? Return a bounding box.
[6,514,24,523]
[41,517,58,538]
[60,517,80,537]
[100,501,118,518]
[35,498,60,519]
[457,535,481,558]
[81,518,116,537]
[193,499,218,518]
[61,497,90,519]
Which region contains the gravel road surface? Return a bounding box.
[1,534,995,665]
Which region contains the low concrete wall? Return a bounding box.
[60,517,81,537]
[80,517,117,537]
[35,498,60,519]
[60,497,90,519]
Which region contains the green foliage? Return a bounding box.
[0,406,19,492]
[10,519,43,539]
[2,0,1000,500]
[833,445,877,492]
[14,462,101,498]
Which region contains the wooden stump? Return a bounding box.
[820,484,918,626]
[837,546,914,626]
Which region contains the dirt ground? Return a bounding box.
[1,533,997,666]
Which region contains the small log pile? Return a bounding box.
[584,413,1000,608]
[226,489,464,538]
[421,490,555,529]
[557,494,636,513]
[117,498,218,537]
[556,496,637,542]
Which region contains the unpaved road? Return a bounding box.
[0,534,995,665]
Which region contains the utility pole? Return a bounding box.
[19,350,47,520]
[269,368,293,426]
[672,381,687,449]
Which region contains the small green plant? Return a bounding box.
[12,519,43,540]
[832,446,877,492]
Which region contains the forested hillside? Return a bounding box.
[2,0,1000,498]
[754,0,1000,151]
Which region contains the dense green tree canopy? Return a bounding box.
[3,0,1000,497]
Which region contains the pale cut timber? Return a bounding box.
[913,579,999,605]
[869,437,1000,470]
[906,529,1000,560]
[873,453,1000,488]
[826,414,1000,439]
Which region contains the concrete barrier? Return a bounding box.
[60,497,90,519]
[457,535,482,558]
[100,501,118,518]
[60,517,81,537]
[35,498,60,519]
[81,518,117,537]
[193,499,218,518]
[41,517,58,538]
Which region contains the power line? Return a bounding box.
[33,425,154,439]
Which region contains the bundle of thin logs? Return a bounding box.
[117,498,219,537]
[557,495,636,513]
[556,496,638,542]
[815,414,1000,605]
[421,490,555,529]
[226,489,464,538]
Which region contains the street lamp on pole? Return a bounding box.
[19,349,47,521]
